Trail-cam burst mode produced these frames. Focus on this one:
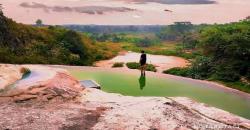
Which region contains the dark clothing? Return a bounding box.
[140,53,147,66]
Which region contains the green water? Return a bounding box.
[71,70,250,119]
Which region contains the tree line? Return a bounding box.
[164,19,250,92]
[0,11,116,65]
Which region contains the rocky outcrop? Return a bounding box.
[0,64,249,130]
[0,65,84,102]
[0,64,24,90]
[81,88,250,130]
[171,97,250,129]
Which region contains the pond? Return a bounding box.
[70,68,250,119]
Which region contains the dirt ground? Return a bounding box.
[95,51,189,72]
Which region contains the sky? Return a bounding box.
[1,0,250,25]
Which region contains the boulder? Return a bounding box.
[0,64,24,90]
[0,64,84,102]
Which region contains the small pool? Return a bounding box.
[71,69,250,119]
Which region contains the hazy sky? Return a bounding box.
[1,0,250,25]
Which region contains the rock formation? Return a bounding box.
[82,88,250,130]
[0,64,249,130]
[0,64,84,102]
[0,64,24,90]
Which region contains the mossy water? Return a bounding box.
[71,69,250,119]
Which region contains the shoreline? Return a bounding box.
[50,65,250,100]
[1,64,250,129]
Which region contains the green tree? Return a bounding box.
[0,12,118,66]
[36,19,43,26]
[200,21,250,81]
[157,22,194,41]
[182,32,199,49]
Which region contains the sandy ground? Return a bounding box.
[95,51,189,72]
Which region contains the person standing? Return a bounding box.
[140,50,147,76]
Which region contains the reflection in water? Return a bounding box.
[139,75,146,90]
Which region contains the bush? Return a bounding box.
[126,62,140,69]
[126,62,157,72]
[163,67,190,77]
[213,65,241,82]
[146,64,157,72]
[112,62,124,68]
[188,56,212,79]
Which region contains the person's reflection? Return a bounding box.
[139,75,146,90]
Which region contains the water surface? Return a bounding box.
[70,69,250,119]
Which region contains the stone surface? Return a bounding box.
[0,64,24,90]
[0,64,84,102]
[0,64,249,130]
[81,88,250,130]
[171,97,250,129]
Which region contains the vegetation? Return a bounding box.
[0,12,119,65]
[1,5,249,93]
[64,25,164,33]
[121,41,199,59]
[157,22,194,41]
[82,22,202,60]
[126,62,157,72]
[35,19,43,26]
[163,20,250,93]
[112,62,124,68]
[163,67,190,77]
[199,21,250,81]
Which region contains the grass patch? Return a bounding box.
[126,62,157,72]
[163,67,190,77]
[112,62,124,68]
[121,42,198,59]
[214,80,250,94]
[163,67,250,94]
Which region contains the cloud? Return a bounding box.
[120,0,216,5]
[19,2,136,15]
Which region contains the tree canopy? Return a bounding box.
[35,19,43,26]
[0,12,116,65]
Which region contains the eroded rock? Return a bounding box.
[81,88,250,130]
[0,64,84,102]
[0,64,24,90]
